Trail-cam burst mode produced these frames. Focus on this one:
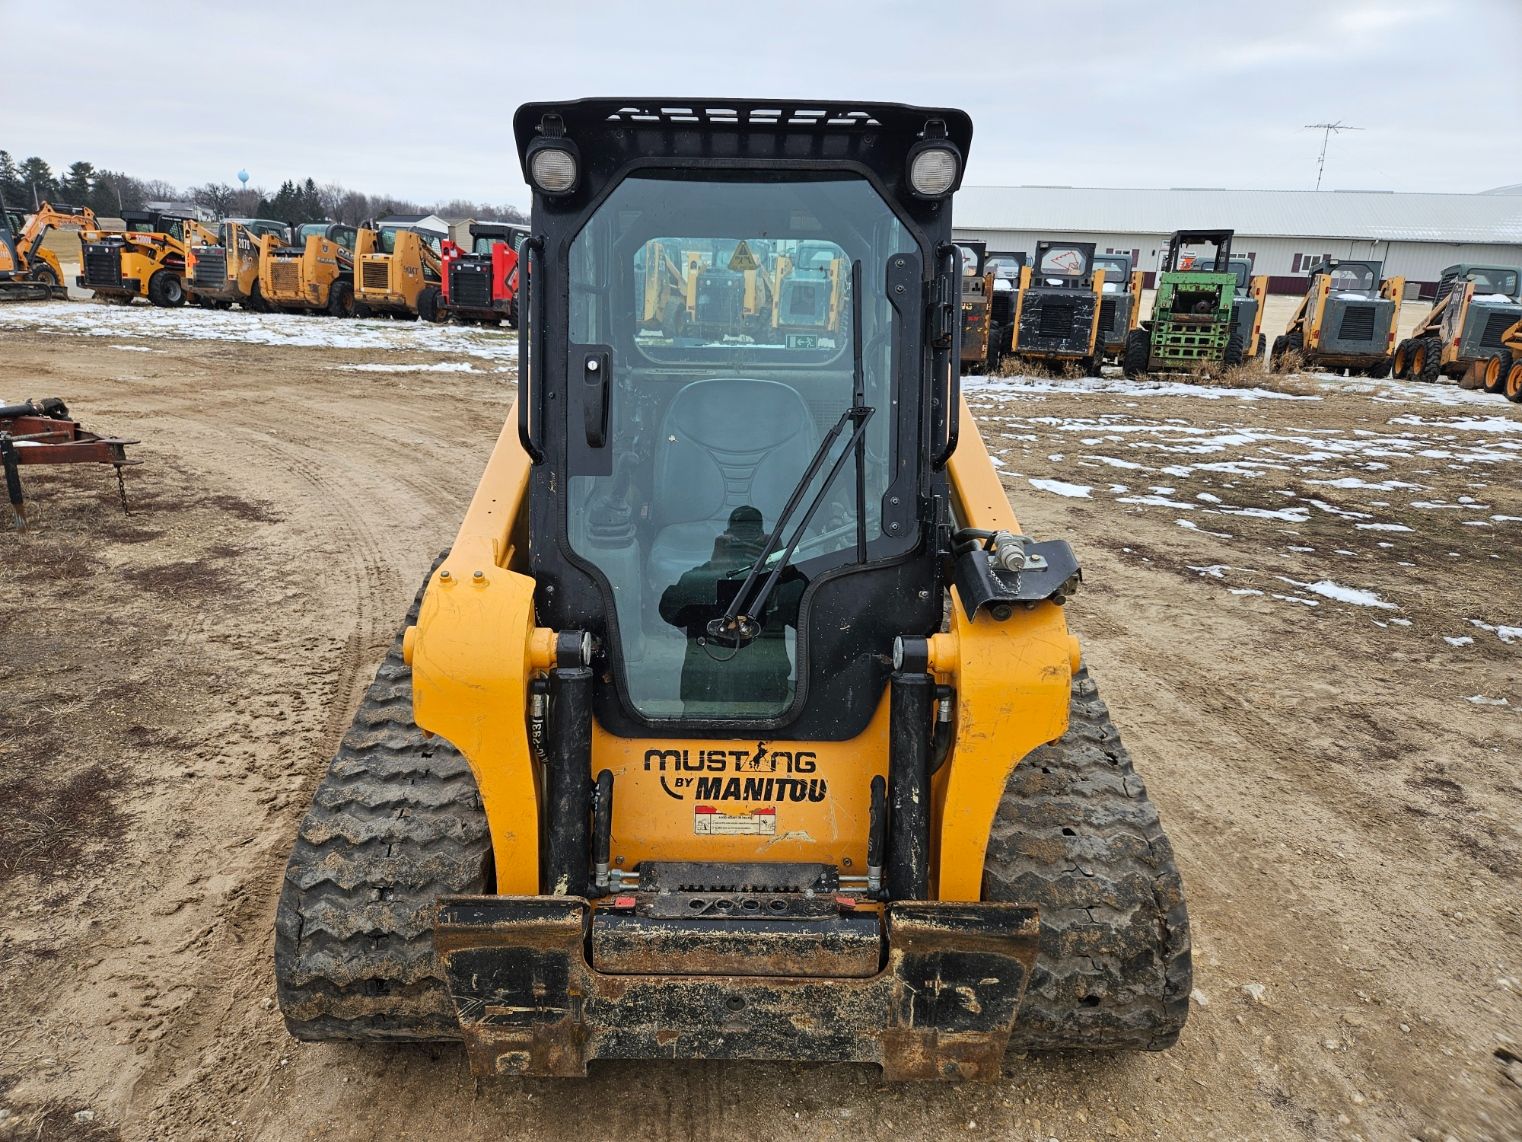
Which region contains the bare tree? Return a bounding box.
[191,182,239,216]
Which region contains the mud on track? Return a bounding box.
[1,305,1519,1140]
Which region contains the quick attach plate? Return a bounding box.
[436,895,1041,1080]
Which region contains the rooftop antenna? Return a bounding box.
[1304,121,1363,190]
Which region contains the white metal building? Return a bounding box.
[952,186,1522,297]
[375,212,450,238]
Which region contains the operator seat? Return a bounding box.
[646,377,819,615]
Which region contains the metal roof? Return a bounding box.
[954,186,1522,245]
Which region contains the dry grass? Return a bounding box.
[990,354,1093,380]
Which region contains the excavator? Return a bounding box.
[276,97,1190,1081]
[0,199,97,301]
[353,224,445,319]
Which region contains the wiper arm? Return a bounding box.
[706,259,872,651]
[706,404,874,649]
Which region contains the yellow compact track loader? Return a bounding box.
[257,223,358,316]
[0,199,97,300]
[77,209,194,306]
[353,224,445,319]
[276,98,1191,1080]
[186,217,290,310]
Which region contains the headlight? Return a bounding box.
[907,145,959,197]
[529,144,579,195]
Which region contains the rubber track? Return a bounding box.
[274,570,490,1042]
[985,668,1192,1051]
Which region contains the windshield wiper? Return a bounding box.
[706,260,871,650]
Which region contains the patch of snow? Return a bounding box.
[1176,519,1232,538]
[1188,564,1230,579]
[1466,695,1510,706]
[329,362,480,373]
[1444,636,1474,647]
[1277,578,1397,610]
[110,343,160,352]
[1118,494,1196,510]
[1469,620,1522,645]
[1271,593,1320,607]
[1306,499,1371,520]
[1217,504,1311,523]
[1306,477,1424,491]
[1228,588,1264,597]
[1389,414,1522,434]
[1028,478,1092,499]
[1355,522,1412,532]
[964,374,1319,401]
[0,299,520,362]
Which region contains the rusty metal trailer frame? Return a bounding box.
[0,398,138,527]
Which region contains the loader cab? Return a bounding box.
[296,222,356,250]
[1093,252,1133,293]
[1436,263,1521,304]
[1030,241,1095,288]
[515,100,970,734]
[121,210,190,241]
[377,225,440,256]
[1159,229,1236,321]
[1164,229,1232,275]
[468,222,528,256]
[985,250,1025,281]
[226,217,291,244]
[1309,258,1380,298]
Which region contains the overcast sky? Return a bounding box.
[7,0,1519,207]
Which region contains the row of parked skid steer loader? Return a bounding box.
[55,206,528,325]
[966,227,1522,401]
[964,229,1269,379]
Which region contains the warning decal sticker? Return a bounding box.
[694,805,776,836]
[727,240,760,272]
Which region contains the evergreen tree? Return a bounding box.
[17,156,56,205]
[59,161,96,205]
[0,151,23,207]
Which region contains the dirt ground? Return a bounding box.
[1,303,1519,1141]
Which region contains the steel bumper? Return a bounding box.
[435,895,1039,1080]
